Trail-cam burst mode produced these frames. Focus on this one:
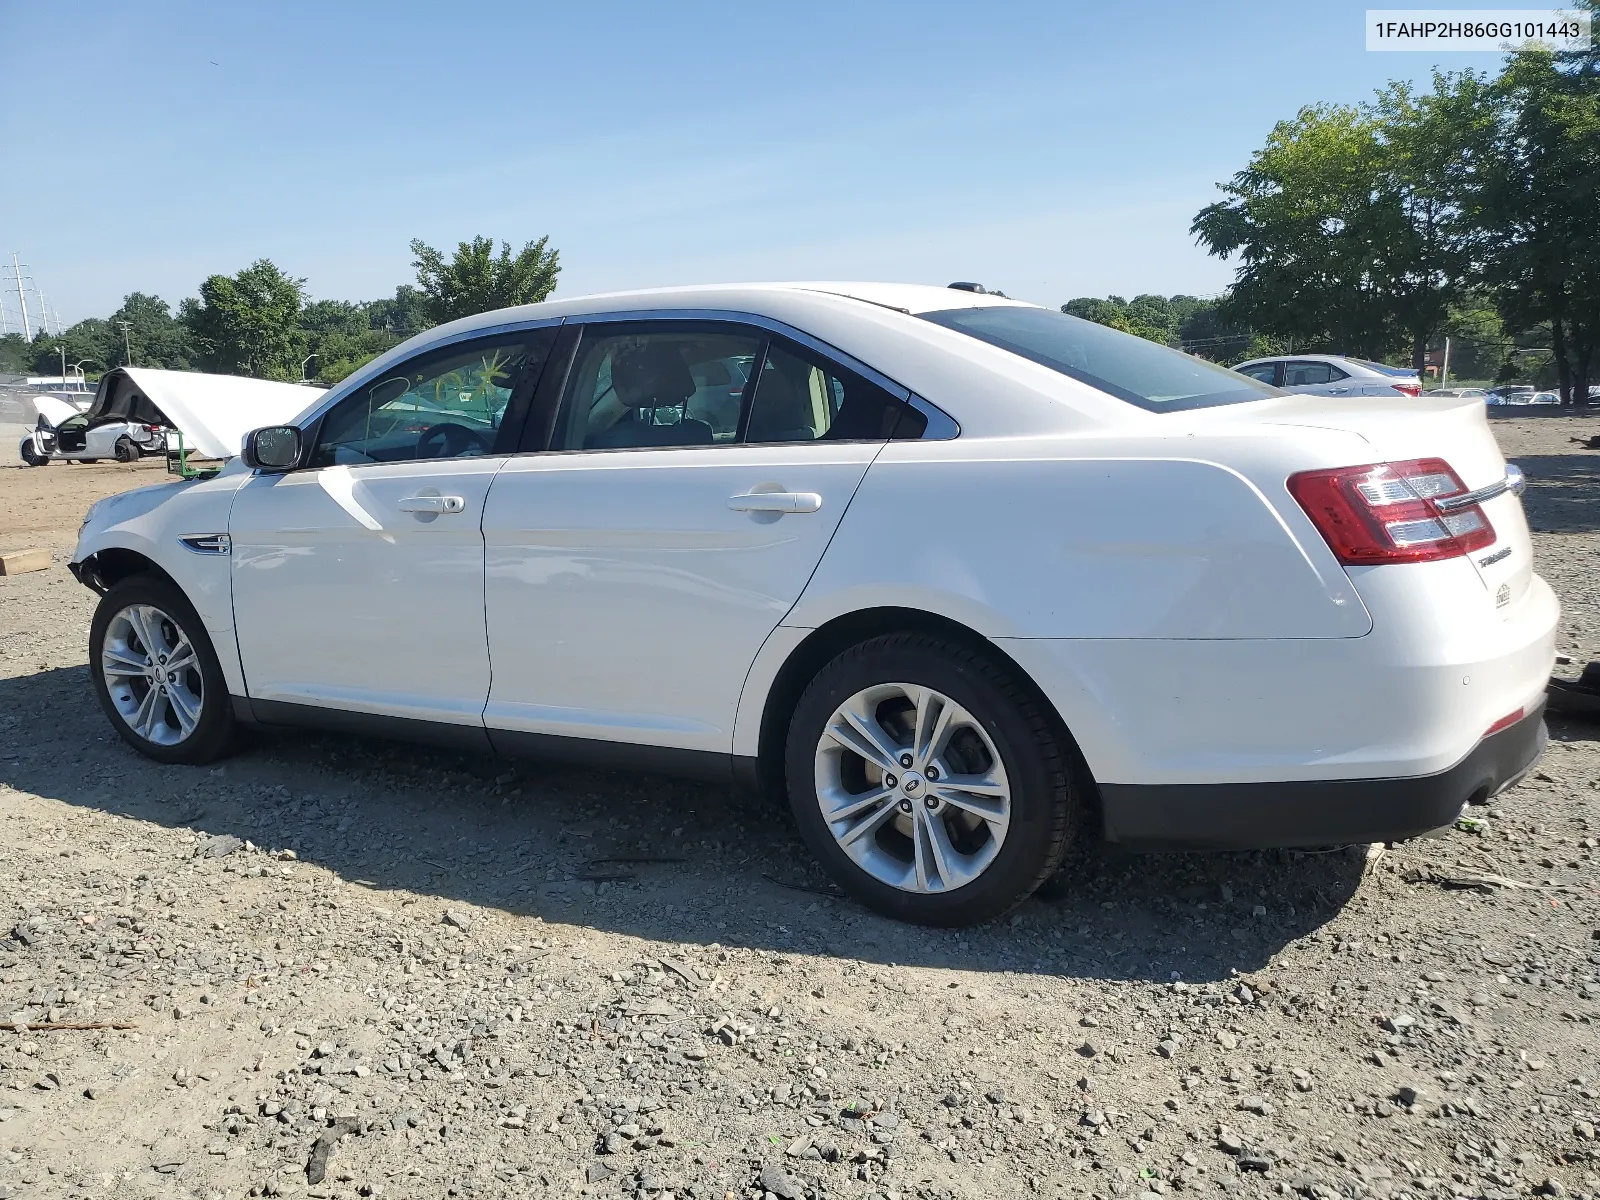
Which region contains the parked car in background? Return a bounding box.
[1425,388,1488,399]
[1487,386,1537,405]
[69,282,1555,926]
[1232,353,1423,397]
[1530,391,1561,405]
[19,393,167,466]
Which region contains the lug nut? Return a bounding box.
[926,766,939,780]
[899,753,913,768]
[924,796,939,809]
[884,774,897,788]
[898,799,913,813]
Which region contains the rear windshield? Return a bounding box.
[1352,359,1416,377]
[920,306,1278,412]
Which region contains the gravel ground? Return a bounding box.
[1,415,1598,1200]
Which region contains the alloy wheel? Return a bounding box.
[813,682,1010,894]
[101,604,204,745]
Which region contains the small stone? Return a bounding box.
[1396,1084,1429,1108]
[1216,1031,1238,1050]
[1217,1129,1244,1155]
[1238,1096,1272,1116]
[585,1162,616,1184]
[1534,1179,1565,1197]
[442,910,472,931]
[203,834,243,858]
[1157,1039,1179,1058]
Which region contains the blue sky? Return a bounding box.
[0,0,1519,324]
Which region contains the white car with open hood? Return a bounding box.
[69,283,1557,926]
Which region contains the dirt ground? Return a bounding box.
[2,414,1598,1200]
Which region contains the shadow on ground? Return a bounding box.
[1509,451,1600,535]
[1,666,1365,986]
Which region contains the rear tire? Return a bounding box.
[784,632,1075,926]
[89,575,240,765]
[114,436,139,463]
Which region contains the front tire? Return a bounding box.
[114,436,139,463]
[89,575,239,764]
[784,632,1075,926]
[20,438,49,466]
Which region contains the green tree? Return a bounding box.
[409,235,560,325]
[184,259,308,379]
[1463,45,1600,404]
[365,284,432,342]
[1193,74,1485,371]
[29,318,119,377]
[0,332,30,374]
[107,292,195,368]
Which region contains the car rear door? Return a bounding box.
[481,320,926,757]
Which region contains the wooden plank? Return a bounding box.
[0,548,51,576]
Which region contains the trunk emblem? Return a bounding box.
[1478,546,1512,568]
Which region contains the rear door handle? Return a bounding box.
[398,494,466,514]
[727,490,823,514]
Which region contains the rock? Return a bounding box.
[1157,1039,1179,1058]
[203,834,243,858]
[1216,1031,1239,1050]
[1238,1096,1272,1116]
[585,1162,616,1184]
[758,1162,803,1200]
[442,910,472,930]
[1217,1129,1244,1155]
[1396,1084,1429,1107]
[1534,1180,1565,1197]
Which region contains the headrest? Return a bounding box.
[613,342,696,407]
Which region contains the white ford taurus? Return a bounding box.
[70,283,1558,925]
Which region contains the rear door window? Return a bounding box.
[745,338,921,443]
[1283,361,1339,387]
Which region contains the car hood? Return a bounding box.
[86,368,325,460]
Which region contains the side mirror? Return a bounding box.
[242,426,302,471]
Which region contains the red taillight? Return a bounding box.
[1287,457,1496,564]
[1392,383,1422,397]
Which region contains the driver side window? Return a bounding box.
[310,332,552,468]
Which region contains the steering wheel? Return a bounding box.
[415,422,489,459]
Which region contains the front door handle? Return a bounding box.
[727,490,823,514]
[398,494,465,514]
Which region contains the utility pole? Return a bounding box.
[1440,337,1450,391]
[12,253,31,340]
[118,320,134,366]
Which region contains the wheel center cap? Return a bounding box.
[153,667,166,684]
[901,772,924,796]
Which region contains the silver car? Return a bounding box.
[1232,353,1423,398]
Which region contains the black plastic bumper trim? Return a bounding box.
[1100,703,1547,851]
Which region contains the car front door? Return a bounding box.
[481,320,927,758]
[229,327,557,728]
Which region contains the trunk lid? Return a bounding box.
[1246,394,1532,609]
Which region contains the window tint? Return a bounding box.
[554,328,763,451]
[746,339,919,443]
[921,306,1278,412]
[1283,361,1339,386]
[1238,363,1279,385]
[312,332,551,467]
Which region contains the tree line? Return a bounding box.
[1187,33,1598,402]
[0,235,560,386]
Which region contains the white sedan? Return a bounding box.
[69,283,1557,926]
[1232,353,1423,398]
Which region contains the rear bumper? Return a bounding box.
[1100,702,1546,850]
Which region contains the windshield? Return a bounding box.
[920,306,1278,412]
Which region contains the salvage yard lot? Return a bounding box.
[2,417,1598,1200]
